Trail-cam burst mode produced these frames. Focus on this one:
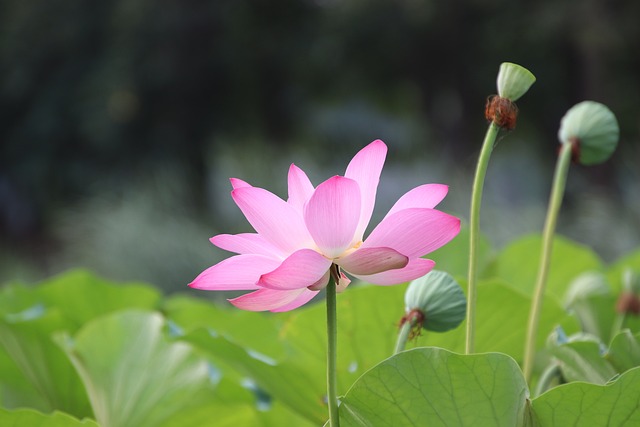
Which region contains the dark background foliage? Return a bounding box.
[1,0,639,290]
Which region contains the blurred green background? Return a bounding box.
[1,0,638,292]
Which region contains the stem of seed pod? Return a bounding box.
[523,141,573,381]
[466,122,500,354]
[394,311,422,354]
[326,264,340,427]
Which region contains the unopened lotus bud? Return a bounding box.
[563,271,610,309]
[558,101,619,165]
[496,62,536,102]
[404,270,466,332]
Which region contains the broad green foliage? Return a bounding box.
[340,348,529,427]
[0,231,639,427]
[569,294,618,344]
[0,308,92,416]
[548,340,617,384]
[607,248,640,292]
[55,310,215,427]
[494,235,603,300]
[606,330,640,373]
[410,281,579,363]
[532,367,640,426]
[0,408,99,427]
[428,225,493,279]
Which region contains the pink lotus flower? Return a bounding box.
[190,140,460,312]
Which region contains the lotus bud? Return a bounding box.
[558,101,619,165]
[403,270,466,333]
[496,62,536,102]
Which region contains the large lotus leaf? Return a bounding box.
[427,224,493,279]
[411,281,579,364]
[548,340,617,384]
[0,283,38,316]
[34,269,161,329]
[339,347,530,427]
[606,330,640,373]
[180,283,411,425]
[0,308,92,417]
[494,235,603,300]
[0,408,99,427]
[606,247,640,293]
[569,293,618,343]
[0,344,47,410]
[181,327,326,424]
[157,399,315,427]
[282,283,409,390]
[531,366,640,426]
[162,294,288,360]
[54,310,222,427]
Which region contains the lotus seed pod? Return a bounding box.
[404,270,466,332]
[558,101,619,165]
[563,271,610,309]
[496,62,536,101]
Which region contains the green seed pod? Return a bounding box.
[558,101,619,165]
[404,270,466,332]
[496,62,536,102]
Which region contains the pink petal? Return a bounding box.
[287,164,314,211]
[345,139,387,241]
[210,233,284,258]
[336,272,351,293]
[308,269,330,291]
[258,249,332,290]
[337,247,408,275]
[228,288,311,312]
[351,258,436,286]
[232,186,313,254]
[189,254,281,290]
[230,178,252,189]
[362,208,461,258]
[270,288,319,312]
[385,184,449,218]
[304,176,361,258]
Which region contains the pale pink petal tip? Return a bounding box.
[352,258,436,286]
[337,247,408,275]
[230,178,252,189]
[228,288,314,312]
[257,249,332,290]
[188,254,280,291]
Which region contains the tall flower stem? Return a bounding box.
[466,122,500,354]
[523,142,573,381]
[326,265,340,427]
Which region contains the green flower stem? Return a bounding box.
[466,122,500,354]
[394,315,418,354]
[534,363,562,397]
[523,142,573,381]
[326,266,340,427]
